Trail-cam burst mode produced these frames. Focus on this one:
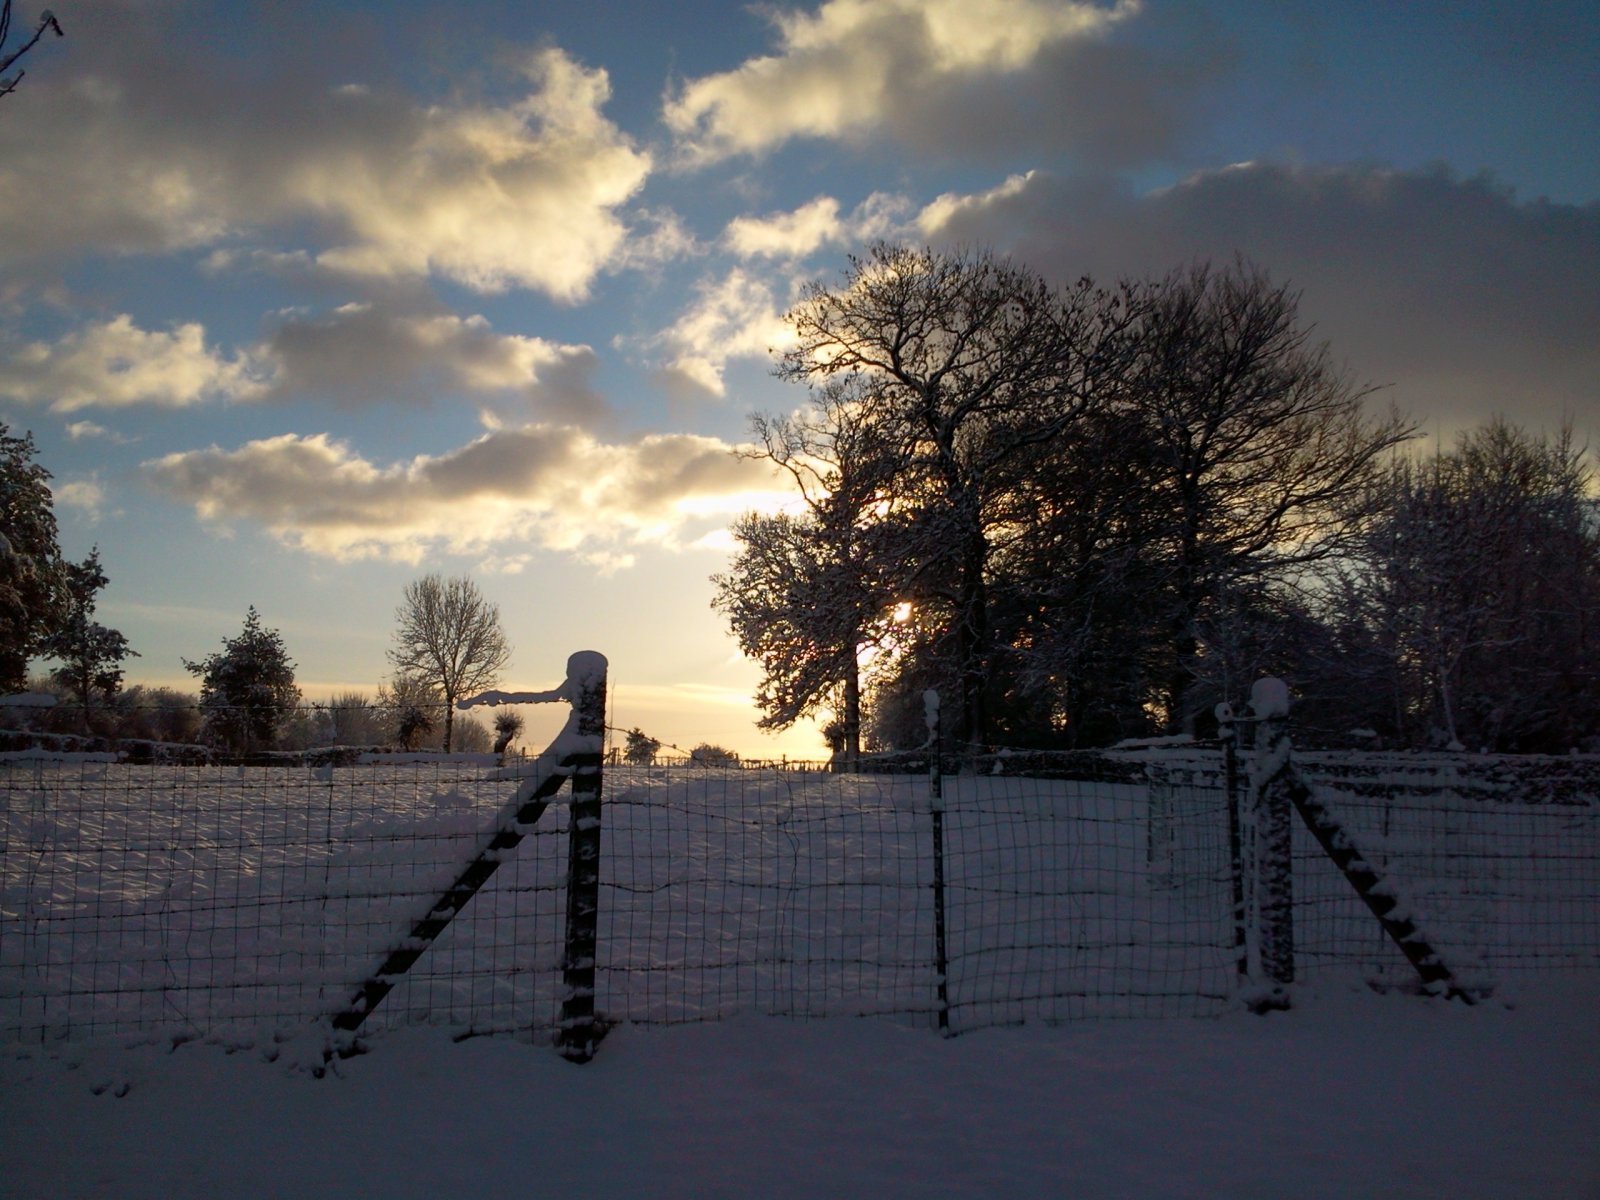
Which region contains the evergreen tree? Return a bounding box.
[623,727,661,765]
[0,422,65,692]
[43,547,137,725]
[183,606,301,753]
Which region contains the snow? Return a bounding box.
[0,692,57,709]
[3,725,1597,1196]
[1,977,1595,1199]
[1250,676,1292,720]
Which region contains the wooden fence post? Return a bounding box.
[1249,678,1295,1007]
[1216,701,1249,984]
[558,653,608,1062]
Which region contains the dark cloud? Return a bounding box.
[260,303,612,426]
[922,162,1600,433]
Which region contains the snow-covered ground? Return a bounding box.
[2,974,1596,1200]
[3,751,1597,1197]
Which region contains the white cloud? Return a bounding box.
[0,35,651,301]
[726,197,845,259]
[308,50,653,299]
[645,269,798,399]
[917,172,1038,237]
[54,478,108,521]
[0,315,267,412]
[65,420,130,443]
[725,192,913,260]
[665,0,1141,163]
[143,425,791,565]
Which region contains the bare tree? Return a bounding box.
[0,2,64,104]
[774,243,1137,749]
[715,376,907,764]
[387,574,512,752]
[1122,259,1412,731]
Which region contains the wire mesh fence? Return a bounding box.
[3,747,1597,1047]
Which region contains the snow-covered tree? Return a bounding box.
[377,673,441,750]
[42,547,136,725]
[715,376,911,764]
[1335,419,1600,751]
[326,690,385,747]
[0,422,65,692]
[388,573,511,752]
[183,606,301,753]
[688,742,739,768]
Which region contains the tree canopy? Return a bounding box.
[718,247,1418,755]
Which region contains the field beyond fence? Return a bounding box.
[3,748,1598,1047]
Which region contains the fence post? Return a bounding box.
[925,689,951,1035]
[558,653,608,1062]
[1248,678,1295,1007]
[1216,702,1249,984]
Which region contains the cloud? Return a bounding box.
[917,162,1600,433]
[0,19,651,301]
[259,304,610,425]
[725,192,913,260]
[2,304,609,424]
[143,425,790,567]
[644,268,797,400]
[65,420,133,444]
[54,478,108,522]
[0,316,267,412]
[664,0,1188,165]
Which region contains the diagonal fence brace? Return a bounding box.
[330,765,576,1034]
[330,651,609,1045]
[1285,766,1484,1003]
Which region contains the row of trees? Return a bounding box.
[2,433,523,752]
[715,245,1599,755]
[9,586,522,755]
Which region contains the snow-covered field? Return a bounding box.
[2,975,1596,1199]
[3,751,1598,1197]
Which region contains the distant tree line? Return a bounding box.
[715,245,1600,756]
[2,423,524,755]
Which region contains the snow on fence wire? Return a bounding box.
[3,746,1598,1047]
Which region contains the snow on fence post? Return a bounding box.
[925,689,951,1035]
[1248,678,1295,1006]
[1216,701,1249,984]
[557,652,608,1063]
[329,652,609,1055]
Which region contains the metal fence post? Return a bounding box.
[1248,678,1295,1005]
[925,689,951,1034]
[558,653,608,1062]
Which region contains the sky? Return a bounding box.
[1,0,1597,757]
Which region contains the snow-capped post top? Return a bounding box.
[923,689,940,734]
[458,650,609,709]
[1250,677,1291,720]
